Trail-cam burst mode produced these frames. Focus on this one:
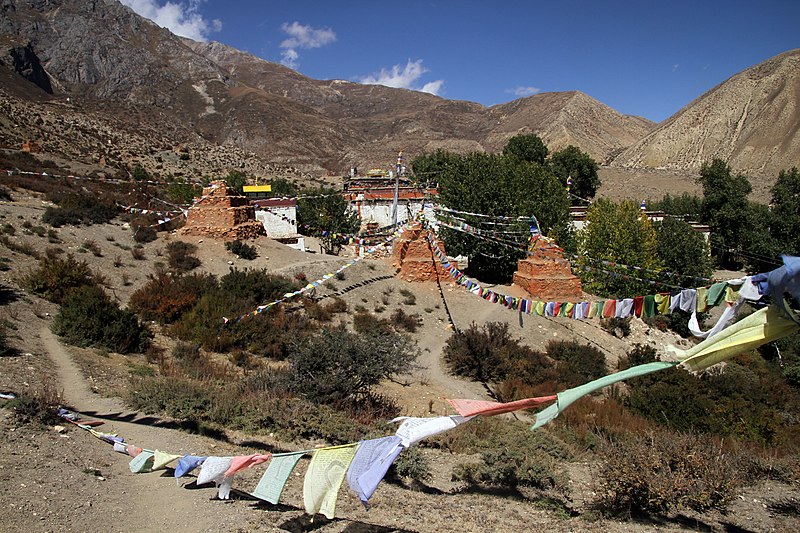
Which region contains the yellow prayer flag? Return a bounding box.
[303,444,358,519]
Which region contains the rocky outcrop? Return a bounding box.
[2,43,51,94]
[612,49,800,179]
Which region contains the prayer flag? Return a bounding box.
[447,396,557,417]
[175,455,207,478]
[152,451,182,470]
[130,451,155,473]
[393,415,474,447]
[224,454,272,477]
[531,362,678,430]
[252,451,305,504]
[303,444,358,519]
[346,436,404,507]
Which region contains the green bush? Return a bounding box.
[52,285,150,353]
[219,268,297,306]
[443,322,532,382]
[437,418,569,492]
[225,240,257,260]
[390,448,431,482]
[594,430,740,517]
[289,328,419,404]
[166,241,201,273]
[23,252,98,303]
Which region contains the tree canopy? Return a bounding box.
[415,148,570,282]
[297,188,360,255]
[549,145,601,202]
[502,133,549,165]
[697,159,752,267]
[578,199,661,297]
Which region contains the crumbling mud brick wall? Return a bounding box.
[392,223,449,282]
[512,237,583,300]
[180,181,265,241]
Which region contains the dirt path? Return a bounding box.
[39,327,263,532]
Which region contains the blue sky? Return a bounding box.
[122,1,799,122]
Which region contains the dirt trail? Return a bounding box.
[39,327,258,532]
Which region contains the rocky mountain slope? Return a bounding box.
[612,49,800,179]
[0,0,652,178]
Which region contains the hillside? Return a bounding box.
[0,0,652,178]
[612,49,800,180]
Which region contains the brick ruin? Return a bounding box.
[512,236,583,300]
[180,180,265,241]
[392,223,450,282]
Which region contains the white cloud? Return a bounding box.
[121,0,221,42]
[672,63,680,72]
[421,80,444,95]
[506,86,541,98]
[279,21,336,69]
[358,59,444,96]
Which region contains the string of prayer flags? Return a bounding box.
[446,395,557,418]
[303,444,359,519]
[346,436,404,507]
[175,455,207,478]
[392,415,474,447]
[252,451,307,505]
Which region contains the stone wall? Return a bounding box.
[180,181,265,241]
[512,237,583,300]
[392,223,449,282]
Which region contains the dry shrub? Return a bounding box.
[303,298,332,322]
[130,269,216,324]
[390,308,422,333]
[6,382,63,425]
[166,241,200,273]
[594,429,741,517]
[23,252,97,303]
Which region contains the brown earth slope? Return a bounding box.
[612,49,800,181]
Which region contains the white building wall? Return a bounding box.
[255,206,297,238]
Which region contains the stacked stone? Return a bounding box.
[512,238,583,300]
[180,181,265,241]
[392,223,449,282]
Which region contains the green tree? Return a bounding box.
[502,133,549,165]
[654,218,713,280]
[267,177,298,198]
[768,167,800,257]
[224,170,247,195]
[167,177,199,205]
[297,188,360,255]
[578,199,662,296]
[131,164,150,182]
[649,192,703,217]
[549,145,600,202]
[427,150,569,282]
[697,159,752,267]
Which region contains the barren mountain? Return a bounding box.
[0,0,655,178]
[612,49,800,179]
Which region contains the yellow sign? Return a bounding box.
[243,184,272,193]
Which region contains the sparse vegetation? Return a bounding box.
[225,239,257,260]
[166,240,200,272]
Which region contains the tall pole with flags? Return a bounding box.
[391,151,403,229]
